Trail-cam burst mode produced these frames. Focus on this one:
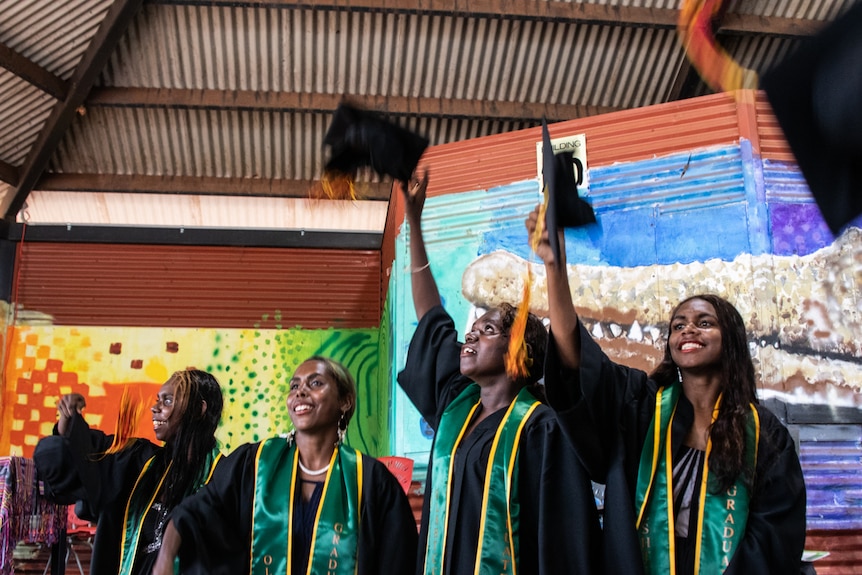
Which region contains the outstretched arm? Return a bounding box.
[525,206,581,369]
[396,170,441,321]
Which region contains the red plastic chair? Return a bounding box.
[60,506,96,575]
[378,456,414,495]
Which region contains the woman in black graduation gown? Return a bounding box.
[153,356,417,575]
[33,369,224,575]
[526,207,807,575]
[396,173,603,575]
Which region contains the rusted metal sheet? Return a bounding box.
[14,242,381,328]
[422,92,754,196]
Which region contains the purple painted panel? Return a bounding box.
[770,203,834,256]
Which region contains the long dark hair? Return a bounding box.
[162,369,223,509]
[497,303,548,392]
[651,294,758,492]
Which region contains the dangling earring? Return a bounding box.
[677,366,683,385]
[336,411,347,446]
[286,428,296,447]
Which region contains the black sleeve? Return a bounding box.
[517,411,605,575]
[726,410,807,575]
[396,305,471,428]
[172,443,257,575]
[543,324,655,482]
[33,412,157,512]
[356,456,419,575]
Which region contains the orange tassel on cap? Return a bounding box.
[506,186,552,380]
[317,171,359,201]
[505,266,534,381]
[103,386,143,455]
[677,0,758,95]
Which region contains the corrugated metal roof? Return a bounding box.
[0,0,113,79]
[52,107,330,179]
[0,71,54,165]
[1,0,855,233]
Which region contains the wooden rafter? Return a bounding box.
[86,88,619,122]
[0,41,68,100]
[35,173,393,201]
[155,0,826,38]
[2,0,147,220]
[0,159,19,186]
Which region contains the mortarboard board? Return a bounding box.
[760,2,862,235]
[541,118,596,261]
[323,102,429,184]
[507,121,596,382]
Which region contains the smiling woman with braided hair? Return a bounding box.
[34,369,225,575]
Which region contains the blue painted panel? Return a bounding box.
[799,432,862,530]
[653,202,751,265]
[587,146,755,265]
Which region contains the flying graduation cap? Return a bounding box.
[540,118,596,260]
[760,1,862,235]
[323,102,430,185]
[506,120,597,382]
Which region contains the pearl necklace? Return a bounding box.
[298,458,330,476]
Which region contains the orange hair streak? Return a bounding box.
[102,387,144,455]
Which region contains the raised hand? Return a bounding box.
[525,204,565,268]
[399,168,429,226]
[57,393,86,436]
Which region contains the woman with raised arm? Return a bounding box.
[526,206,807,574]
[34,369,224,575]
[153,356,417,575]
[396,172,602,575]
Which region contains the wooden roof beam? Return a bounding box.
[86,88,619,122]
[156,0,827,38]
[3,0,147,220]
[0,159,19,186]
[0,41,68,100]
[35,173,393,201]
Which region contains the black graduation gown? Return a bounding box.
[397,305,603,575]
[543,323,807,575]
[33,412,164,575]
[170,442,418,575]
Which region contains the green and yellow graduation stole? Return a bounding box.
[634,384,759,574]
[424,384,541,575]
[250,439,363,575]
[118,447,222,575]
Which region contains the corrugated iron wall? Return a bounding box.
[13,242,381,329]
[421,91,746,196]
[801,426,862,574]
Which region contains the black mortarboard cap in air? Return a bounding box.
[760,1,862,235]
[323,102,429,183]
[542,118,596,260]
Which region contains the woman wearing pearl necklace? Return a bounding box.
[153,356,417,575]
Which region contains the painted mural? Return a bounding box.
[463,227,862,407]
[391,138,862,531]
[1,311,391,459]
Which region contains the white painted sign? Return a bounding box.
[535,133,589,196]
